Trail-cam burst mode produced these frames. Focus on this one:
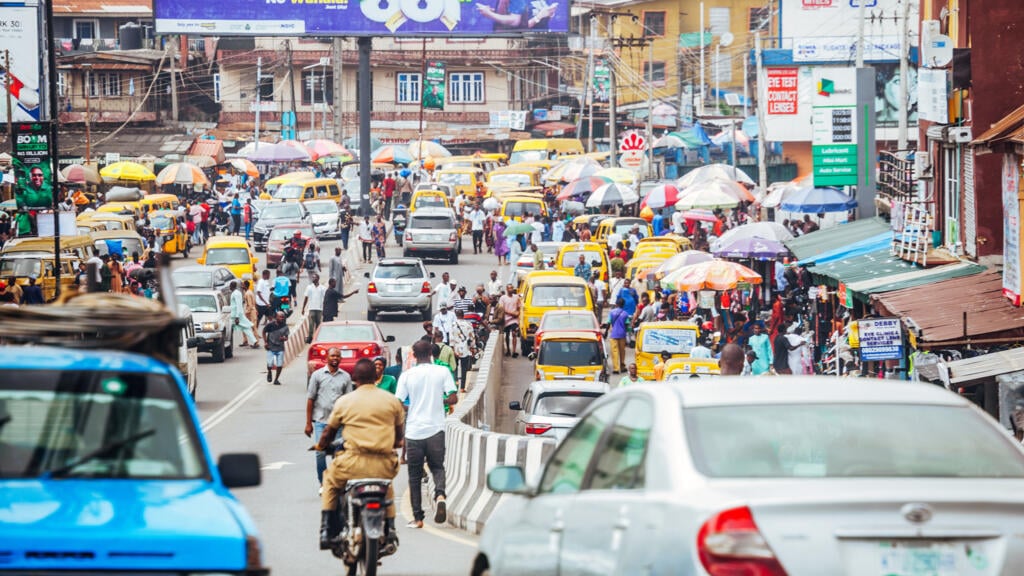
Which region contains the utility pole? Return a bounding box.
[742,39,749,118]
[333,38,343,143]
[287,40,297,136]
[714,42,720,112]
[583,18,595,152]
[309,68,316,136]
[855,0,867,67]
[699,1,705,116]
[416,38,426,157]
[169,37,179,122]
[254,56,262,149]
[83,65,92,162]
[755,32,767,192]
[646,37,654,177]
[897,0,911,150]
[4,50,11,141]
[607,13,616,168]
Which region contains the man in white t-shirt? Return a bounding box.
[395,340,458,528]
[786,325,809,375]
[468,206,486,254]
[433,272,454,312]
[301,273,327,344]
[255,269,273,327]
[607,231,623,252]
[671,209,685,234]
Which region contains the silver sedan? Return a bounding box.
[476,377,1024,575]
[510,379,609,441]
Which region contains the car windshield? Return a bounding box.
[438,173,471,186]
[533,391,603,417]
[316,324,376,342]
[172,270,213,288]
[275,184,303,200]
[529,285,587,307]
[490,173,531,186]
[509,150,546,164]
[94,238,145,258]
[410,215,453,230]
[0,370,207,479]
[686,404,1024,479]
[178,293,219,313]
[0,257,42,277]
[541,313,598,332]
[503,201,542,218]
[615,223,647,237]
[270,227,310,241]
[414,195,447,209]
[375,263,423,279]
[560,250,603,268]
[640,328,697,354]
[205,247,251,265]
[261,204,301,219]
[538,340,602,366]
[150,216,172,230]
[305,202,337,215]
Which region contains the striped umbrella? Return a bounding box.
[677,163,755,187]
[653,250,715,279]
[371,145,414,165]
[545,157,602,183]
[280,140,317,161]
[682,177,755,203]
[304,139,350,159]
[665,259,763,292]
[585,182,639,208]
[60,163,101,185]
[408,140,452,159]
[680,209,719,223]
[594,167,637,184]
[556,176,612,201]
[640,183,681,209]
[713,236,790,259]
[714,221,794,248]
[228,158,260,177]
[246,142,312,163]
[675,182,740,210]
[155,162,210,186]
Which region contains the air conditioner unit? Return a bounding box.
[949,126,973,144]
[915,151,933,180]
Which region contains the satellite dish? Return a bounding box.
[924,34,953,67]
[719,32,734,47]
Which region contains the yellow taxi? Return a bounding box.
[515,268,569,295]
[555,241,609,281]
[519,273,594,354]
[409,189,451,213]
[260,171,316,200]
[140,193,180,212]
[663,357,720,381]
[635,236,689,256]
[197,235,259,281]
[499,194,548,222]
[77,212,137,232]
[0,235,95,301]
[487,166,543,190]
[634,321,702,379]
[594,217,653,248]
[149,209,190,257]
[272,177,341,204]
[435,167,485,197]
[533,330,608,382]
[96,200,145,220]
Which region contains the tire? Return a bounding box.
[402,249,411,257]
[359,535,379,576]
[520,336,532,356]
[212,340,225,363]
[449,250,459,265]
[367,309,377,321]
[225,332,234,359]
[471,554,490,576]
[421,307,432,321]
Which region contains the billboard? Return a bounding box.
[0,4,42,122]
[11,121,55,210]
[422,61,445,110]
[781,0,917,63]
[154,0,570,36]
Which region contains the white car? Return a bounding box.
[475,377,1024,575]
[304,199,342,239]
[509,380,609,441]
[514,241,566,282]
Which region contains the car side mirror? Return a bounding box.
[487,465,528,494]
[509,401,522,411]
[218,453,261,488]
[385,335,396,342]
[363,272,370,278]
[196,257,205,265]
[429,272,436,278]
[186,336,202,349]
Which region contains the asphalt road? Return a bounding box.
[173,231,506,575]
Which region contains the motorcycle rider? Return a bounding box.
[314,358,405,551]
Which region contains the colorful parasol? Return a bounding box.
[665,259,763,292]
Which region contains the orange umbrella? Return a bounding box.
[228,158,259,177]
[304,139,351,159]
[664,259,762,292]
[155,162,210,186]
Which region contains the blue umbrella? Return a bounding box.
[780,186,857,213]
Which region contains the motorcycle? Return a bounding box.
[323,442,399,576]
[392,204,408,247]
[271,294,293,318]
[463,310,490,348]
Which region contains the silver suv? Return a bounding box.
[508,379,609,441]
[364,258,436,321]
[402,207,461,264]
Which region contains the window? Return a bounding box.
[642,12,665,37]
[397,72,421,104]
[84,72,99,98]
[301,70,333,105]
[539,401,620,494]
[708,7,730,35]
[528,285,588,308]
[57,73,67,97]
[449,72,484,104]
[73,19,96,39]
[258,75,274,101]
[748,6,770,33]
[643,61,666,86]
[103,73,121,97]
[588,398,653,490]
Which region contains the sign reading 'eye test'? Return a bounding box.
[153,0,570,36]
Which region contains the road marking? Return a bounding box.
[201,378,264,432]
[260,461,295,471]
[400,485,478,548]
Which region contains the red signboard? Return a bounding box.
[766,67,799,115]
[802,0,833,7]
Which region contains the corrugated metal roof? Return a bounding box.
[945,348,1024,384]
[972,103,1024,148]
[849,261,985,295]
[54,0,152,14]
[187,139,226,164]
[786,217,891,260]
[873,271,1024,345]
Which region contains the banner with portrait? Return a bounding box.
[422,61,445,111]
[11,121,54,209]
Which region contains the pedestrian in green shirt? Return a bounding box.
[374,357,397,394]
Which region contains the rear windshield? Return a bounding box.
[541,313,597,332]
[275,184,304,200]
[316,324,376,342]
[172,270,213,288]
[94,238,144,258]
[0,370,207,479]
[504,201,543,218]
[270,227,311,241]
[261,204,302,219]
[438,173,471,186]
[410,215,454,230]
[686,404,1024,479]
[305,202,337,214]
[640,328,697,354]
[509,150,547,164]
[529,285,588,308]
[614,223,648,236]
[560,251,603,268]
[205,247,251,265]
[490,173,532,186]
[534,392,603,417]
[414,195,448,209]
[374,263,424,279]
[538,340,603,366]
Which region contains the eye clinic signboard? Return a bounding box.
[153,0,570,35]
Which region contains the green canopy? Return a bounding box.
[785,217,890,261]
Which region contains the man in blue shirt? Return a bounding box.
[573,254,592,280]
[272,269,291,312]
[607,298,629,373]
[230,194,242,235]
[618,278,639,316]
[652,209,665,236]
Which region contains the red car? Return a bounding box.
[267,223,315,268]
[307,320,396,378]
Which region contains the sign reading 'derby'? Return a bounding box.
[857,317,903,362]
[153,0,570,36]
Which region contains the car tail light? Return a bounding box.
[421,282,431,293]
[449,232,457,242]
[367,282,377,294]
[697,506,788,576]
[405,232,413,242]
[360,343,381,357]
[309,344,329,360]
[525,424,552,435]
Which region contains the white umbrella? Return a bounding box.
[674,182,741,210]
[482,197,500,211]
[586,182,639,208]
[712,221,795,251]
[677,163,756,188]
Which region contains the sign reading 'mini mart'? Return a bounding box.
[811,68,859,187]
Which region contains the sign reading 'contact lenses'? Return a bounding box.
[153,0,570,36]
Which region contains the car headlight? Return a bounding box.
[202,322,219,331]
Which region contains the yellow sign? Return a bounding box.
[848,321,860,348]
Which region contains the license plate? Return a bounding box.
[394,284,413,293]
[429,234,444,242]
[878,542,960,575]
[340,349,355,358]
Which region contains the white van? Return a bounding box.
[177,304,200,399]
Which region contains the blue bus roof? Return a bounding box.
[0,346,174,374]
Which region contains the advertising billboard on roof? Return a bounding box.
[153,0,570,36]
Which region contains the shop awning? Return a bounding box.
[849,261,984,295]
[941,348,1024,385]
[872,271,1024,347]
[785,217,891,261]
[796,231,892,266]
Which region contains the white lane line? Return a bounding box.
[201,378,264,432]
[400,485,478,548]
